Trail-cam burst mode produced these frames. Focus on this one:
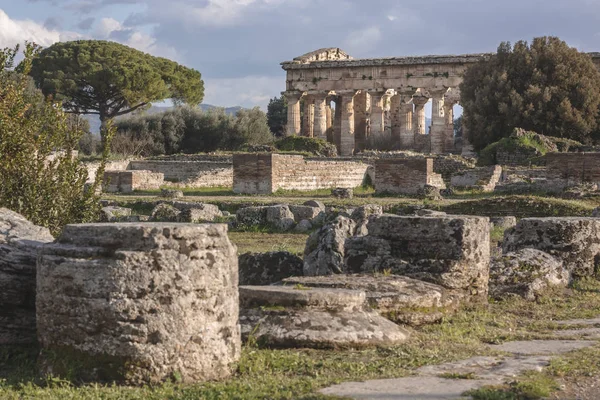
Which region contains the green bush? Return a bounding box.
[478,129,554,166]
[274,136,338,157]
[0,43,110,235]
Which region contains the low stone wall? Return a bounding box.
[129,160,233,188]
[103,170,164,193]
[85,159,132,183]
[374,158,445,195]
[233,153,369,194]
[37,223,241,384]
[546,152,600,187]
[451,165,502,192]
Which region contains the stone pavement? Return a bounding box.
[321,317,600,400]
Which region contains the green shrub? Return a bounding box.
[0,43,109,235]
[478,129,553,166]
[275,136,338,157]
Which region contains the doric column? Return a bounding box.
[392,92,414,149]
[353,91,368,152]
[284,91,302,136]
[443,87,461,153]
[333,96,342,151]
[368,90,386,138]
[302,95,314,137]
[429,88,449,154]
[412,94,429,136]
[338,90,356,156]
[390,93,401,143]
[312,93,328,140]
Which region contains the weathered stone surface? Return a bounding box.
[236,206,267,228]
[351,205,383,236]
[176,204,223,223]
[266,205,296,231]
[239,285,410,348]
[304,216,356,276]
[150,203,181,222]
[160,189,184,199]
[304,200,326,210]
[346,215,490,301]
[332,188,353,199]
[489,249,569,301]
[37,223,240,384]
[0,208,54,344]
[282,274,459,326]
[99,206,132,222]
[294,219,313,233]
[503,217,600,277]
[289,205,321,222]
[236,205,295,231]
[239,252,303,285]
[490,216,517,230]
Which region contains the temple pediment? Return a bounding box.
[292,48,353,64]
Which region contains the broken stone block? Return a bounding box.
[294,219,313,233]
[304,200,326,210]
[239,251,303,285]
[239,285,410,349]
[282,274,459,326]
[303,215,356,276]
[160,189,184,199]
[0,208,54,344]
[150,203,181,222]
[346,215,490,301]
[490,216,517,230]
[288,205,322,222]
[176,203,223,223]
[99,206,132,222]
[490,248,569,301]
[37,223,240,384]
[265,205,296,231]
[503,217,600,278]
[332,188,353,199]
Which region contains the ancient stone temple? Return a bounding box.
[281,48,600,156]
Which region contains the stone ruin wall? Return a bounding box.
[233,153,369,194]
[374,158,445,194]
[129,160,233,188]
[451,165,503,192]
[103,170,164,193]
[545,152,600,187]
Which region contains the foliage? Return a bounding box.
[478,129,552,166]
[267,95,287,137]
[115,106,273,155]
[454,115,463,138]
[30,40,204,142]
[460,36,600,150]
[0,43,110,235]
[275,136,338,157]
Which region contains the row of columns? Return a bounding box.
[285,88,460,156]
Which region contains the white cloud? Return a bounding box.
[0,9,77,48]
[387,15,397,21]
[92,17,179,60]
[203,75,284,109]
[343,26,382,55]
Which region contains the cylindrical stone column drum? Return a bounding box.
[36,223,240,384]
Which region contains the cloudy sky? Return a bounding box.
[1,0,600,109]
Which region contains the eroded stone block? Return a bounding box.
[37,223,240,384]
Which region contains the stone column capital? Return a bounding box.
[282,90,304,101]
[444,87,461,105]
[428,87,450,99]
[337,90,358,97]
[412,95,429,107]
[306,91,330,100]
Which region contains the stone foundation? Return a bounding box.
[37,223,240,384]
[503,217,600,278]
[344,215,490,300]
[233,153,369,194]
[374,158,446,195]
[451,165,503,192]
[103,170,164,193]
[239,285,410,349]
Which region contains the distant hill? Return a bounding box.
[84,104,244,134]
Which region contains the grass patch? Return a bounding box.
[1,279,600,399]
[228,231,308,256]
